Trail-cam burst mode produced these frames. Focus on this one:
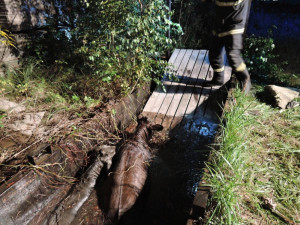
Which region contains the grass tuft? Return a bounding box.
[204,88,300,225]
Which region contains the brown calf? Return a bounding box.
[103,117,163,225]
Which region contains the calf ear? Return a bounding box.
[137,116,149,124]
[149,124,163,131]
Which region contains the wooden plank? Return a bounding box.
[142,49,182,114]
[143,49,230,129]
[193,53,232,122]
[0,47,22,62]
[183,52,211,120]
[143,49,191,121]
[164,50,200,116]
[152,49,193,123]
[0,34,27,73]
[1,0,48,31]
[165,48,181,79]
[171,50,207,127]
[163,50,206,129]
[156,50,199,125]
[151,49,193,113]
[192,65,214,118]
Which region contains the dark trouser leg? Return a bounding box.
[225,35,251,93]
[207,36,225,85]
[226,49,251,93]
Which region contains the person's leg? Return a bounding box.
[227,49,251,93]
[225,35,251,93]
[207,36,226,85]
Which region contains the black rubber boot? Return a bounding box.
[235,70,251,94]
[204,71,225,86]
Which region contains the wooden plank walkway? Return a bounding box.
[142,49,232,131]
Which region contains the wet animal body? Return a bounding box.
[104,117,163,225]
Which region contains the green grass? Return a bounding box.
[0,61,104,164]
[203,89,300,225]
[0,61,101,110]
[0,112,5,128]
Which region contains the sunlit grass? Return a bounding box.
[0,61,101,110]
[204,88,300,224]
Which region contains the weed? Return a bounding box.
[83,96,99,108]
[72,95,80,103]
[0,112,6,128]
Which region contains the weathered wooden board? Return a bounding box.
[155,50,200,125]
[143,49,231,130]
[161,50,207,128]
[1,0,46,31]
[142,49,182,114]
[151,49,193,115]
[0,0,48,74]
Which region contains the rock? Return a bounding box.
[8,112,46,143]
[0,98,26,113]
[263,85,299,109]
[286,101,300,109]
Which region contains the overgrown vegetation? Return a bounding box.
[1,61,72,107]
[0,0,182,166]
[0,0,183,115]
[203,90,300,224]
[21,0,182,100]
[243,31,298,86]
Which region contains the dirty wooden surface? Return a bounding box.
[142,49,231,130]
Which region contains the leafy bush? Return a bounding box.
[24,0,182,96]
[243,33,287,84]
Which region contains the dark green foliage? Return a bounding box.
[243,33,288,84]
[24,0,182,97]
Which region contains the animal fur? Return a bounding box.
[103,117,163,225]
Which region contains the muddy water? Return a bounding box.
[70,117,218,225]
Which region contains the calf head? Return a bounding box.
[136,117,163,142]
